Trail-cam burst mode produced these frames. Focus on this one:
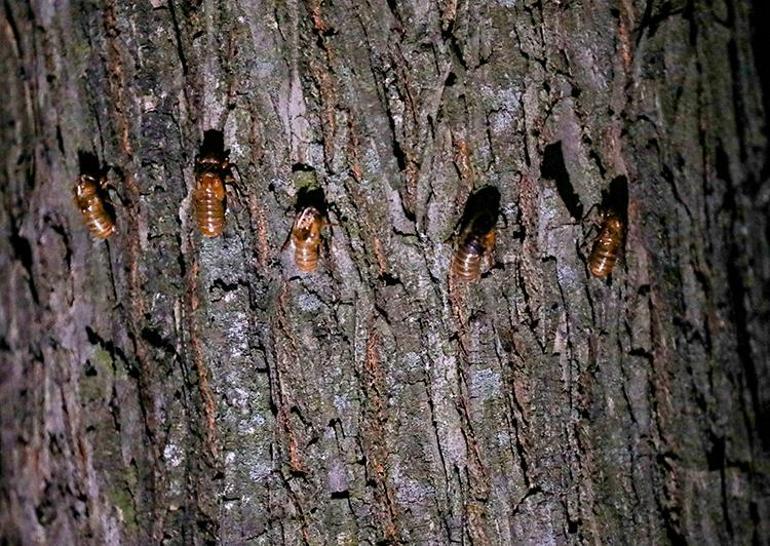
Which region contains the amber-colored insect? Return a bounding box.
[74,174,115,239]
[451,211,496,282]
[289,206,325,272]
[193,151,234,237]
[588,212,624,278]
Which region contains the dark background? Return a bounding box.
[1,0,769,543]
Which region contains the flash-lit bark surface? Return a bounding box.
[1,0,769,544]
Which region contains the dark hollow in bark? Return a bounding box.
[1,0,769,544]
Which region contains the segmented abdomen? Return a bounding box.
[588,216,623,278]
[83,199,115,239]
[195,192,226,237]
[293,240,320,272]
[588,249,617,278]
[451,238,484,282]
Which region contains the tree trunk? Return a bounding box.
[1,0,768,544]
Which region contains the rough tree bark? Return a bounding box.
[1,0,768,544]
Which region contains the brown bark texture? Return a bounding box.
[1,0,769,544]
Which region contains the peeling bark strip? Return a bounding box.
[1,0,769,544]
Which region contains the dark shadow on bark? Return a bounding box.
[295,186,327,216]
[199,129,226,159]
[77,150,102,180]
[457,185,500,234]
[541,141,584,221]
[603,175,629,222]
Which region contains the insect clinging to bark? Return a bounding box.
[74,173,116,239]
[193,150,235,237]
[288,206,325,272]
[588,211,624,278]
[451,211,496,282]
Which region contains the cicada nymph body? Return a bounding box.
[588,212,624,278]
[289,206,325,272]
[194,151,232,237]
[74,174,115,239]
[451,211,496,282]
